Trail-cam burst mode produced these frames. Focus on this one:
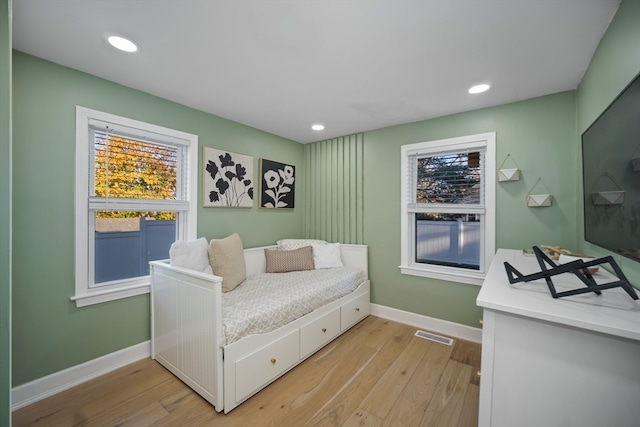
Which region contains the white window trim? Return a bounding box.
[400,132,496,286]
[73,106,198,307]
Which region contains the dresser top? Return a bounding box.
[477,249,640,341]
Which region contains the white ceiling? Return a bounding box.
[11,0,620,144]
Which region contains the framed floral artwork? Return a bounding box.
[203,147,254,207]
[260,159,295,209]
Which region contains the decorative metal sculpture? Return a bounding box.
[504,246,638,300]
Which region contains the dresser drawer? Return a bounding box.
[300,307,341,358]
[341,291,370,330]
[234,329,299,402]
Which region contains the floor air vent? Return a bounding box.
[414,330,454,345]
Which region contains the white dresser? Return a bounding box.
[476,249,640,427]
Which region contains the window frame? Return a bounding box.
[400,132,496,285]
[73,106,198,307]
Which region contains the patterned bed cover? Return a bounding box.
[221,266,366,345]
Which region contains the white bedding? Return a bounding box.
[221,266,366,345]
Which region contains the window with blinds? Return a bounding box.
[414,152,483,205]
[88,124,190,213]
[410,150,485,269]
[74,107,198,307]
[400,133,495,285]
[92,131,180,200]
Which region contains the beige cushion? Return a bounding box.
[277,238,327,251]
[265,246,315,273]
[208,233,246,292]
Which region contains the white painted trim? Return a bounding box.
[9,307,480,411]
[11,341,151,411]
[71,283,150,307]
[400,132,496,284]
[74,106,198,307]
[371,303,482,344]
[399,265,484,286]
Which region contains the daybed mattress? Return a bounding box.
[221,266,366,345]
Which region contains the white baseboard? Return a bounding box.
[371,303,482,344]
[11,340,150,411]
[11,306,480,410]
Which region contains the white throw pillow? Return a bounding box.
[169,237,210,272]
[312,242,344,269]
[277,238,328,251]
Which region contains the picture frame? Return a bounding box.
[260,158,295,209]
[203,147,254,208]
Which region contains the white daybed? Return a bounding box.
[149,243,370,413]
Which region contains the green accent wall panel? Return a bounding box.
[11,52,303,387]
[303,134,364,243]
[576,0,640,288]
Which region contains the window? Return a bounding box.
[73,107,197,307]
[400,133,495,285]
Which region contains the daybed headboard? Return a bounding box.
[243,244,368,278]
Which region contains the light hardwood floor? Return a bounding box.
[13,316,481,427]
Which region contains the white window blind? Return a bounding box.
[88,125,190,213]
[407,149,486,213]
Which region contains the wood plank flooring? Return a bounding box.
[13,316,481,427]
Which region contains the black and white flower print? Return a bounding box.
[204,148,254,207]
[261,159,295,208]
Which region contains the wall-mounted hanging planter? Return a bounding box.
[498,168,521,182]
[591,191,625,205]
[590,172,625,205]
[526,194,553,207]
[497,154,521,182]
[526,177,553,208]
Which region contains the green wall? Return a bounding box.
[362,92,578,327]
[10,0,639,397]
[11,52,304,386]
[359,0,640,327]
[576,0,640,287]
[1,0,12,422]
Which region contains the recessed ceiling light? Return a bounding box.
[469,84,490,94]
[107,35,138,53]
[311,124,325,131]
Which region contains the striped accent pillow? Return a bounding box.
[265,246,315,273]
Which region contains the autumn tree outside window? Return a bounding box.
[74,107,198,307]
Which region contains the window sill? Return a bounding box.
[399,265,485,286]
[71,282,150,307]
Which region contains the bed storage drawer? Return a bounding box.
[234,329,300,402]
[341,291,370,330]
[300,307,341,358]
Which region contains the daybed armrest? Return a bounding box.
[150,260,224,284]
[340,244,369,278]
[242,245,277,276]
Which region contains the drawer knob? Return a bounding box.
[322,328,327,333]
[270,358,276,364]
[479,319,484,326]
[355,307,360,312]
